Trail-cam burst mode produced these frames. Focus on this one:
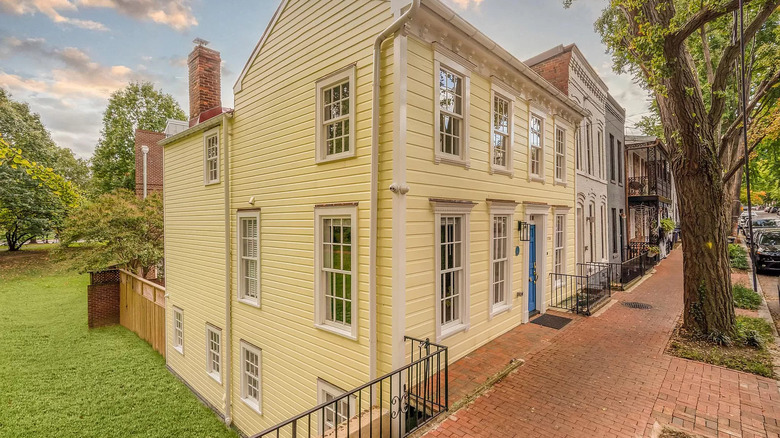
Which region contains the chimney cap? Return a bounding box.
[193,38,210,47]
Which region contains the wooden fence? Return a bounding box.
[119,269,166,357]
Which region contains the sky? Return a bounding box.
[0,0,653,160]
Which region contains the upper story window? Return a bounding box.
[434,52,470,167]
[316,66,356,163]
[315,205,358,339]
[491,88,513,174]
[204,131,219,185]
[555,126,566,183]
[173,307,183,354]
[575,126,581,171]
[609,133,616,182]
[585,122,593,175]
[597,129,604,179]
[238,211,260,306]
[529,114,544,180]
[206,324,221,383]
[617,140,623,184]
[240,341,262,413]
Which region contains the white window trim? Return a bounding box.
[315,65,356,164]
[431,199,475,341]
[240,340,263,414]
[172,306,184,355]
[554,124,567,185]
[488,201,516,318]
[205,324,222,384]
[317,379,356,436]
[433,51,470,168]
[203,128,220,185]
[528,109,546,182]
[553,213,568,275]
[314,205,358,340]
[489,84,514,176]
[237,210,261,307]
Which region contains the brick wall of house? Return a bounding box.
[188,44,221,124]
[134,129,166,198]
[87,270,120,328]
[529,51,572,95]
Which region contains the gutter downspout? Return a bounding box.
[370,0,419,381]
[222,113,233,425]
[141,145,149,199]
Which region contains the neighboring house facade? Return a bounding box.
[625,135,678,254]
[134,129,165,198]
[527,44,611,266]
[160,0,586,435]
[605,94,626,263]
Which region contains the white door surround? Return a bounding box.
[521,204,549,323]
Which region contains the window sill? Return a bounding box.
[438,322,468,342]
[528,175,545,184]
[242,397,262,415]
[434,154,470,169]
[208,371,222,384]
[553,179,567,187]
[316,151,356,164]
[489,304,512,319]
[490,167,513,177]
[204,180,221,187]
[173,346,184,355]
[315,323,357,341]
[238,297,261,308]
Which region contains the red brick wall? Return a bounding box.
[529,51,572,95]
[134,129,166,198]
[88,282,119,328]
[188,45,221,124]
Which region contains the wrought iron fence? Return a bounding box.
[625,241,649,260]
[250,336,448,438]
[627,176,671,198]
[550,265,612,316]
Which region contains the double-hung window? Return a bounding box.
[609,133,616,182]
[597,129,604,179]
[204,131,219,185]
[555,126,566,183]
[240,341,262,413]
[617,140,623,184]
[317,380,355,435]
[432,199,474,340]
[238,211,260,306]
[314,205,358,339]
[490,87,513,174]
[529,114,544,179]
[554,215,565,274]
[173,307,184,354]
[206,325,221,383]
[316,66,355,163]
[434,53,470,166]
[489,201,515,316]
[575,126,581,170]
[585,122,593,175]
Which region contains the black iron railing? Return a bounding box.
[250,336,448,438]
[628,176,671,198]
[550,265,612,315]
[625,241,649,260]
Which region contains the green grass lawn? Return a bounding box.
[0,245,237,438]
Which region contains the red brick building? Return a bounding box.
[134,129,166,198]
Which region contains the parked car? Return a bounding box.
[753,230,780,273]
[770,206,779,214]
[747,218,780,244]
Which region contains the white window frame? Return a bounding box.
[488,201,515,317]
[203,128,220,185]
[575,125,581,171]
[586,121,593,175]
[240,340,262,414]
[237,210,261,307]
[172,306,184,354]
[597,128,604,180]
[554,214,566,274]
[317,379,356,435]
[528,111,545,181]
[554,125,567,184]
[314,205,358,340]
[431,199,474,341]
[315,65,356,163]
[490,84,514,175]
[433,51,470,168]
[205,324,221,384]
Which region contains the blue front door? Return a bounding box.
[528,224,537,313]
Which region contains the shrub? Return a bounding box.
[729,244,749,270]
[733,284,762,310]
[736,316,774,348]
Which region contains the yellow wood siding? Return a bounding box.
[164,125,227,415]
[228,0,394,433]
[403,37,578,363]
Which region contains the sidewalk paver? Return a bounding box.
[424,248,780,438]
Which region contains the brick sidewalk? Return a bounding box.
[424,248,780,438]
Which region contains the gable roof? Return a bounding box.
[526,43,608,94]
[233,0,289,94]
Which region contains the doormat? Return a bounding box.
[530,314,572,330]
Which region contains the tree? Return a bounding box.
[59,190,163,276]
[592,0,780,337]
[91,81,186,194]
[0,89,82,251]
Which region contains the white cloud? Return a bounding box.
[0,0,107,30]
[445,0,485,9]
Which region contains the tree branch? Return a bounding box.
[722,134,766,183]
[718,68,780,158]
[709,0,780,126]
[672,0,743,46]
[700,23,714,85]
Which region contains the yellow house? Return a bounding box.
[160,0,586,436]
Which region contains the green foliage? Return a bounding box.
[728,244,749,270]
[58,190,163,275]
[736,315,774,346]
[733,284,761,310]
[660,218,676,233]
[0,246,237,437]
[91,81,186,194]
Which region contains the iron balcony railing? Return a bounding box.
[628,176,671,198]
[549,263,612,315]
[250,336,448,438]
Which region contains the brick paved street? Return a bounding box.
[425,248,780,438]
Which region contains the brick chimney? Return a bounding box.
[188,38,222,126]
